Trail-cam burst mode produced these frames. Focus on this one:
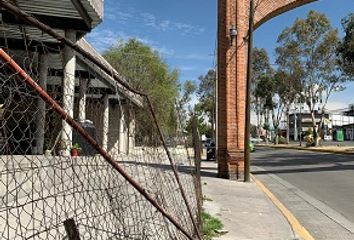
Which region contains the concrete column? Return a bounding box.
[78,78,88,122]
[128,109,135,154]
[119,108,128,154]
[102,95,109,151]
[34,53,48,155]
[62,29,76,153]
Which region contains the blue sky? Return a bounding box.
[86,0,217,83]
[87,0,354,111]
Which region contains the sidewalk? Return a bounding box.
[258,143,354,154]
[201,161,301,240]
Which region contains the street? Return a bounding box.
[252,147,354,240]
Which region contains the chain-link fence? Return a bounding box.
[0,1,201,239]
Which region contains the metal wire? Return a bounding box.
[0,3,201,239]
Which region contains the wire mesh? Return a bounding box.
[0,6,200,240]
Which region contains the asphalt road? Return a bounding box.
[251,147,354,239]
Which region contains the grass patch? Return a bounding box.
[203,195,213,202]
[202,211,224,240]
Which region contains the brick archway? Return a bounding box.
[217,0,318,180]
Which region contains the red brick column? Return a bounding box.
[217,0,317,180]
[217,0,247,180]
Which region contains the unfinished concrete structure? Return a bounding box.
[0,0,140,156]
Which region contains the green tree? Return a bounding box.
[195,69,216,138]
[338,13,354,77]
[277,10,346,146]
[251,48,272,139]
[276,38,303,143]
[254,74,276,143]
[176,80,197,134]
[103,39,179,139]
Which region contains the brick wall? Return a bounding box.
[217,0,318,180]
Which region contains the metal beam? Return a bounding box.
[0,38,62,52]
[1,11,90,32]
[48,68,95,79]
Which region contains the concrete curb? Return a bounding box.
[251,174,315,240]
[256,144,354,155]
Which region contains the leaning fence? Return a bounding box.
[0,1,201,239]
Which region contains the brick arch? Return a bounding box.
[217,0,319,180]
[254,0,317,28]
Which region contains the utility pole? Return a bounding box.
[299,101,303,146]
[244,0,254,182]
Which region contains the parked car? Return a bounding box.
[206,140,216,161]
[324,135,333,141]
[249,141,255,152]
[206,140,255,161]
[250,137,262,144]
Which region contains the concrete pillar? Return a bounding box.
[128,109,136,154]
[78,78,88,122]
[119,108,128,154]
[61,29,76,153]
[34,53,48,155]
[102,95,109,151]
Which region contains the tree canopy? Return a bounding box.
[103,39,179,137]
[195,69,216,137]
[276,10,346,145]
[338,13,354,77]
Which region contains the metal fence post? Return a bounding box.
[191,115,203,234]
[64,219,81,240]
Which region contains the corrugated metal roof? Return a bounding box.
[15,0,103,29]
[0,23,63,43]
[17,0,81,19]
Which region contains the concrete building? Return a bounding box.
[0,0,141,156]
[288,112,330,140]
[288,112,354,140]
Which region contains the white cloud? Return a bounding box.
[103,2,134,23]
[86,29,123,52]
[86,29,175,57]
[179,66,197,71]
[140,12,204,35]
[325,101,349,111]
[174,54,214,61]
[106,11,133,23]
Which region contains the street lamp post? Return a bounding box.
[295,93,303,147]
[244,0,254,182]
[299,99,303,147]
[294,105,298,142]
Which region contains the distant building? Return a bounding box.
[342,124,354,141]
[288,112,330,140]
[288,108,354,140]
[343,104,354,116]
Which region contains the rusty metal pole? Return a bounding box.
[64,219,81,240]
[0,48,196,240]
[191,115,202,234]
[0,2,201,237]
[244,0,255,182]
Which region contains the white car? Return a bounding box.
[324,135,333,141]
[250,137,263,144]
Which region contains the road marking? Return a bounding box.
[251,174,315,240]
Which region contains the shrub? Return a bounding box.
[202,211,224,240]
[277,136,287,144]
